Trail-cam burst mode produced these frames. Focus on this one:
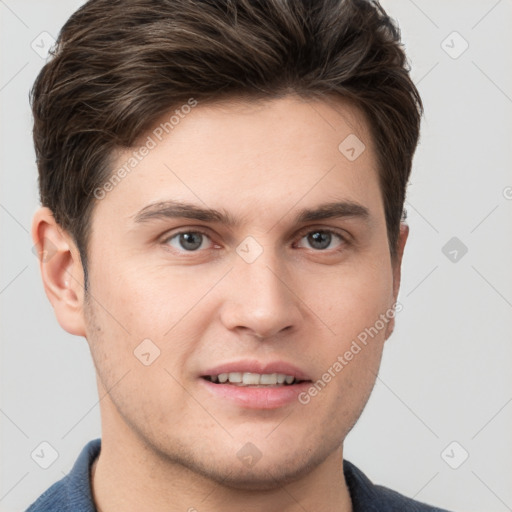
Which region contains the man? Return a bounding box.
[27,0,450,510]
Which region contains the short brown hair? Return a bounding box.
[31,0,422,286]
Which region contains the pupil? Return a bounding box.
[308,231,331,250]
[180,232,202,250]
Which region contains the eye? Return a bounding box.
[296,230,345,251]
[165,231,211,252]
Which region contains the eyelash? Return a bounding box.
[161,227,349,254]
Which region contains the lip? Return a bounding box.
[199,359,312,410]
[201,360,311,381]
[199,378,312,409]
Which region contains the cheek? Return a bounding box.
[84,258,222,385]
[83,293,192,426]
[296,255,394,410]
[302,258,394,341]
[88,253,210,336]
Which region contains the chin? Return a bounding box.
[201,466,312,492]
[174,447,331,492]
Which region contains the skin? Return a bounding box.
[33,94,408,512]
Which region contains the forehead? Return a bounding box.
[92,94,382,228]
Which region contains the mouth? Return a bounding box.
[199,362,312,409]
[202,372,309,387]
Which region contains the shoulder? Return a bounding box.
[343,459,452,512]
[25,439,101,512]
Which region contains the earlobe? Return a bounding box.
[32,207,87,337]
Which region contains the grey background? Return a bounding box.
[1,1,511,511]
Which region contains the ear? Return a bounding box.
[384,222,409,341]
[32,207,87,337]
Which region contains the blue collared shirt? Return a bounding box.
[25,439,450,511]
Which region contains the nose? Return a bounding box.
[218,249,303,340]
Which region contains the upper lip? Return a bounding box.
[201,360,311,381]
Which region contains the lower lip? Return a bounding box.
[199,378,311,409]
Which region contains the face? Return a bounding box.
[80,95,405,489]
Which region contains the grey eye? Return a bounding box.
[308,231,331,249]
[167,232,208,251]
[298,230,343,250]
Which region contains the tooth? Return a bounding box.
[228,372,242,383]
[211,372,298,386]
[242,372,261,385]
[260,373,278,385]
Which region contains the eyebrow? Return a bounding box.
[132,199,370,226]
